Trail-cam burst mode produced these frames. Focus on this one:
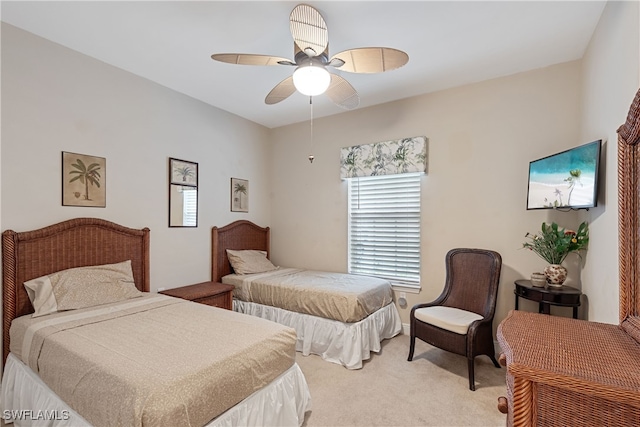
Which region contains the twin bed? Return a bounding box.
[212,220,402,370]
[1,218,311,426]
[1,217,401,426]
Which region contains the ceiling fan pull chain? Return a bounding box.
[308,96,315,163]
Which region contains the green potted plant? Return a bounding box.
[522,221,589,286]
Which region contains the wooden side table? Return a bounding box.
[514,279,581,319]
[159,281,234,310]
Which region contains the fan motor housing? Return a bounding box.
[294,48,329,66]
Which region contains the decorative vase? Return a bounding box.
[530,272,547,287]
[544,264,567,287]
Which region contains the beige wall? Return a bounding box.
[1,23,272,291]
[2,0,638,334]
[270,61,585,327]
[580,0,639,323]
[270,0,639,329]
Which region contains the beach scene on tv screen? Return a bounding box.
[527,142,599,209]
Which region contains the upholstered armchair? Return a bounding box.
[408,248,503,391]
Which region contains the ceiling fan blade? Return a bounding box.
[325,74,360,110]
[330,47,409,73]
[211,53,293,66]
[265,76,297,105]
[290,4,328,58]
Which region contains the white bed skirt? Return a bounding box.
[1,353,311,427]
[234,300,402,369]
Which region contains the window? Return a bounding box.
[347,172,421,285]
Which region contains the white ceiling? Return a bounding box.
[1,1,607,128]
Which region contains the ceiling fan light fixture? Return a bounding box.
[293,64,331,96]
[211,4,407,109]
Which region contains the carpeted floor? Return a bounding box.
[296,334,507,427]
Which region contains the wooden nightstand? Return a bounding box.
[159,281,234,310]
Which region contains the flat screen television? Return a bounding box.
[526,140,601,210]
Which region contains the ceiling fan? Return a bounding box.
[211,3,409,110]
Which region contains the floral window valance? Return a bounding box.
[340,136,428,179]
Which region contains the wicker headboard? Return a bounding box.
[211,220,270,283]
[618,88,640,323]
[2,217,150,363]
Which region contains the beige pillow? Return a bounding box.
[24,260,142,317]
[226,249,278,275]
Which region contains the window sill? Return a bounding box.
[391,283,421,294]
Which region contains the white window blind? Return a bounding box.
[348,172,421,285]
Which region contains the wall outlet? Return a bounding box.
[397,292,408,308]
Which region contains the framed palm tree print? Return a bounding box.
[231,178,248,212]
[170,158,198,186]
[62,151,106,207]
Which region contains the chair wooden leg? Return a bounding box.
[408,334,416,361]
[489,354,500,368]
[468,357,476,391]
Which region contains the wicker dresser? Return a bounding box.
[497,310,640,426]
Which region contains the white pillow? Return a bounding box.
[226,249,278,275]
[24,260,142,317]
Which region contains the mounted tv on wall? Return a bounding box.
[526,140,601,210]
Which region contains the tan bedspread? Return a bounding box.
[222,268,393,323]
[10,294,296,427]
